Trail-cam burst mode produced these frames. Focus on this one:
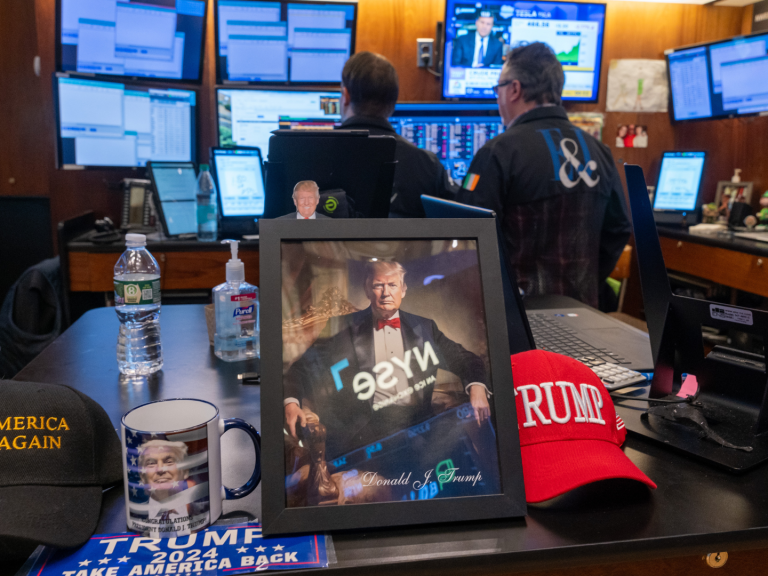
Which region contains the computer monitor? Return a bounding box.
[442,0,606,101]
[147,162,199,237]
[389,103,504,181]
[57,0,208,82]
[210,147,265,236]
[215,0,357,84]
[420,195,534,356]
[667,32,768,121]
[217,88,341,153]
[652,151,706,225]
[54,74,197,169]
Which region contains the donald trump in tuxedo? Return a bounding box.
[284,260,492,461]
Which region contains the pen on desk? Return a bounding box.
[238,372,260,385]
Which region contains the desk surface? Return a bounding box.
[15,305,768,575]
[658,226,768,258]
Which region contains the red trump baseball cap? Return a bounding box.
[511,350,656,503]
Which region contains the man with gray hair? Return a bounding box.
[278,180,330,220]
[284,259,491,461]
[457,42,630,309]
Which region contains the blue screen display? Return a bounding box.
[668,33,768,121]
[442,0,606,101]
[59,0,207,81]
[654,152,706,212]
[216,0,357,83]
[56,76,196,168]
[389,103,504,181]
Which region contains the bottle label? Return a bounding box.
[231,293,256,302]
[115,279,161,305]
[197,204,216,224]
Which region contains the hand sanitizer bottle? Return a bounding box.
[213,240,259,362]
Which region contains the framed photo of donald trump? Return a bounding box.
[260,218,526,535]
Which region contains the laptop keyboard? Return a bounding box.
[527,313,631,365]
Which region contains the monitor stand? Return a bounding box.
[618,164,768,473]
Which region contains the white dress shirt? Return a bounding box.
[296,212,316,219]
[372,311,415,406]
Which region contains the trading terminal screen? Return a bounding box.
[55,75,197,168]
[215,0,357,83]
[389,103,504,181]
[217,88,341,154]
[58,0,208,81]
[211,148,266,217]
[667,32,768,121]
[653,152,706,212]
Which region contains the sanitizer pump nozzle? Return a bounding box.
[222,239,244,283]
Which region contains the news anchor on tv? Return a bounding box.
[451,9,504,68]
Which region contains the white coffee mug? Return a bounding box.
[121,398,260,537]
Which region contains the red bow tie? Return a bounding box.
[376,318,401,331]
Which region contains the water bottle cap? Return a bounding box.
[200,164,209,171]
[125,233,146,247]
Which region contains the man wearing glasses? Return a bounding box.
[457,42,630,309]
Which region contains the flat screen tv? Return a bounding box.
[54,74,197,168]
[667,32,768,121]
[57,0,208,83]
[442,0,606,102]
[215,0,357,84]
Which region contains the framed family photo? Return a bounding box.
[260,219,526,535]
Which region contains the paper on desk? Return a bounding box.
[26,522,330,574]
[677,374,698,398]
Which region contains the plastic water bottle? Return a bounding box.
[197,164,218,242]
[114,234,163,376]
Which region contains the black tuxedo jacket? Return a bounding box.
[284,308,487,459]
[451,33,504,67]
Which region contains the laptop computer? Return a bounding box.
[421,195,654,373]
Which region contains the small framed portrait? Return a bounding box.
[260,219,526,535]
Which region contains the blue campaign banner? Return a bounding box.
[30,523,329,574]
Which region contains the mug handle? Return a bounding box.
[221,418,261,500]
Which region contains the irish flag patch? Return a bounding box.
[462,173,480,191]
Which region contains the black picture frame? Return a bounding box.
[259,218,526,536]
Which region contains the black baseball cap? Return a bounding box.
[0,381,122,548]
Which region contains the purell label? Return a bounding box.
[710,304,753,326]
[233,304,254,319]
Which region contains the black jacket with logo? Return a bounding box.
[340,116,456,218]
[456,106,631,307]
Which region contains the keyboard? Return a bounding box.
[527,313,646,390]
[528,313,630,364]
